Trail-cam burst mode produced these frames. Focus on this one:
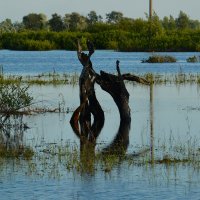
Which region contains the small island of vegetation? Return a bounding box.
[186,55,200,62]
[142,55,177,63]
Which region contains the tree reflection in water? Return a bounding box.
[70,40,150,173]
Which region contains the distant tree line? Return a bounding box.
[0,10,200,51]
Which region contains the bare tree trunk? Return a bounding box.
[70,40,149,156]
[70,40,104,144]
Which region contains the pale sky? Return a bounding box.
[0,0,200,22]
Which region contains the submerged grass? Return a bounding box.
[1,71,200,178]
[2,72,200,86]
[0,144,34,160]
[0,72,79,86]
[11,138,200,176]
[0,137,200,181]
[142,72,200,85]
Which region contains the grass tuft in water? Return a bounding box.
[0,72,79,86]
[0,144,34,160]
[3,72,200,86]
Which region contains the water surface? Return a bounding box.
[1,50,200,75]
[1,51,200,199]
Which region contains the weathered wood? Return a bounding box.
[70,40,149,155]
[70,40,104,143]
[96,61,131,122]
[96,61,131,155]
[122,73,150,85]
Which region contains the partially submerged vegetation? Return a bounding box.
[0,70,200,177]
[142,72,200,85]
[186,55,200,63]
[0,81,34,160]
[0,81,33,115]
[1,138,200,177]
[0,72,79,86]
[0,145,34,160]
[2,72,200,86]
[142,55,177,63]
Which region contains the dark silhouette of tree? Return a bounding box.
[189,19,200,30]
[87,11,102,25]
[48,13,64,32]
[106,11,123,24]
[69,12,87,31]
[176,11,190,30]
[168,15,176,30]
[13,21,24,32]
[0,19,15,33]
[162,15,176,30]
[63,14,70,30]
[23,13,47,30]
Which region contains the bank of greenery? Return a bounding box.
[1,29,200,52]
[1,10,200,51]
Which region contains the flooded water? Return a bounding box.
[0,83,198,199]
[1,50,200,75]
[1,50,200,199]
[24,84,200,152]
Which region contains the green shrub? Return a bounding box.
[0,81,33,115]
[142,55,177,63]
[23,39,56,50]
[186,55,200,63]
[1,29,200,51]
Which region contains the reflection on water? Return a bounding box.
[0,114,27,150]
[1,83,200,199]
[22,83,200,152]
[150,84,154,163]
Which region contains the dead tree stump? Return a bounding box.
[70,40,149,155]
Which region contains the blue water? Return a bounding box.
[1,50,200,75]
[1,166,199,200]
[1,50,200,199]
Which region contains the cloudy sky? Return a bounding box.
[0,0,200,22]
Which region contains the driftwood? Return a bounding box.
[70,40,104,145]
[70,40,149,156]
